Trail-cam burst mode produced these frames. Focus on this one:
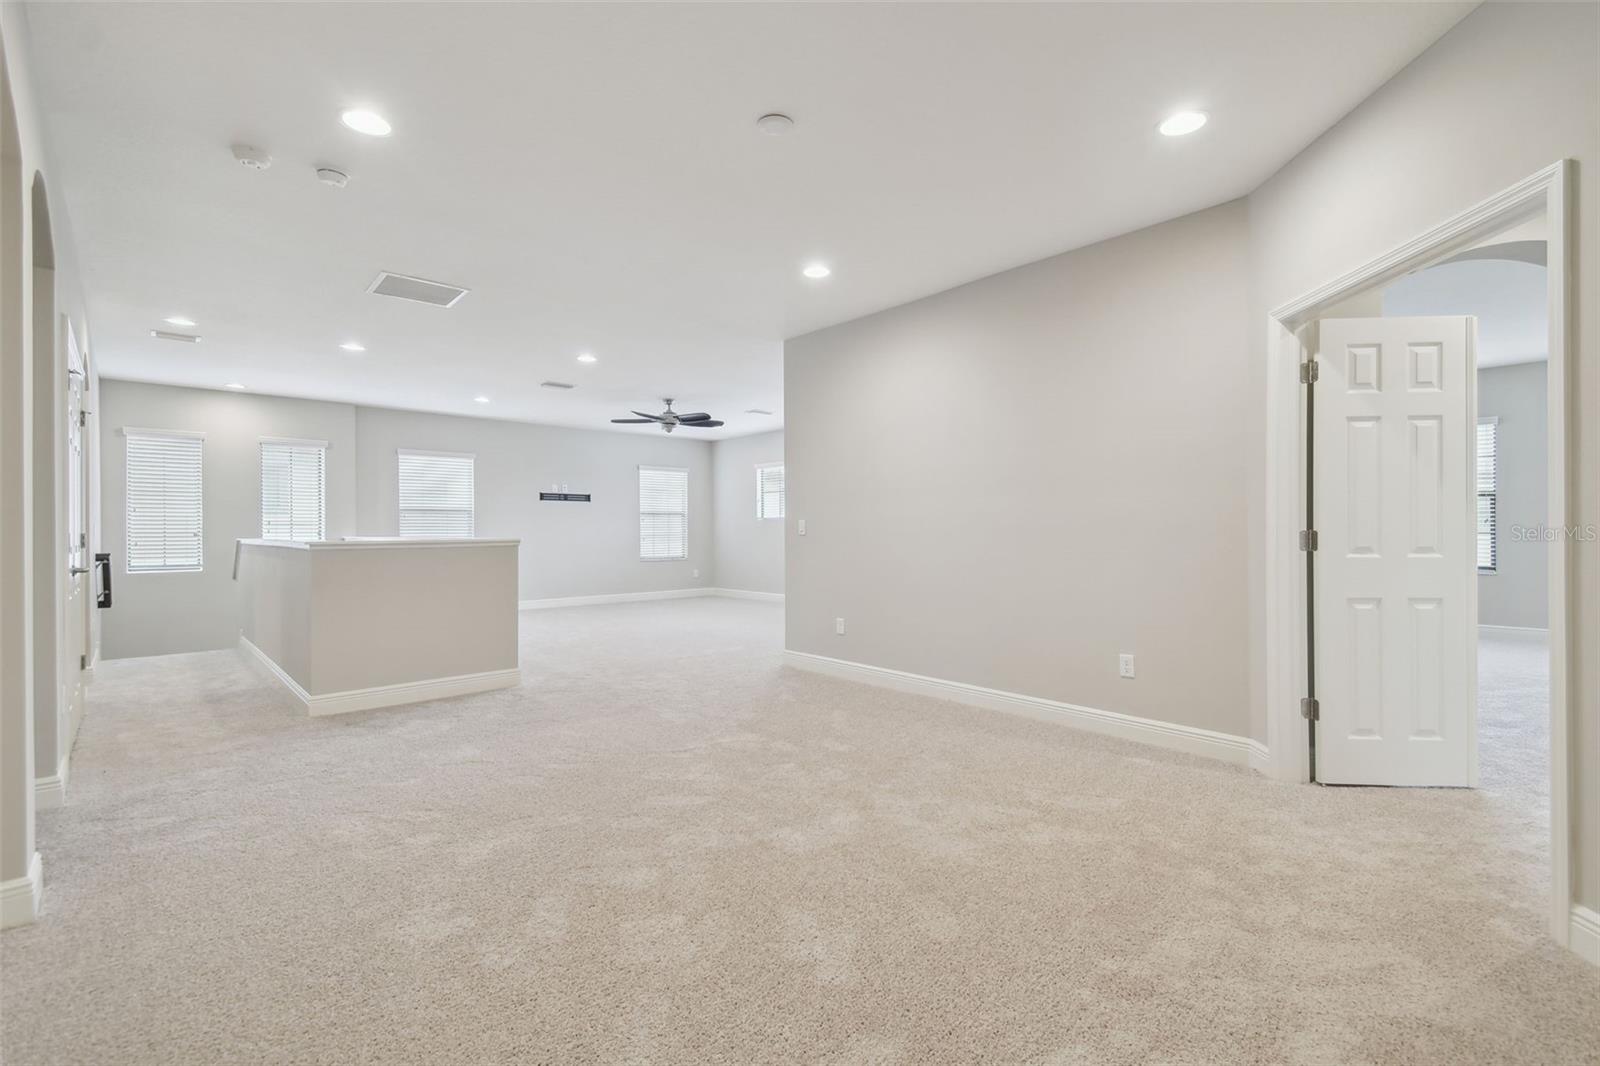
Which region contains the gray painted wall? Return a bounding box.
[99,381,726,658]
[352,405,712,604]
[711,429,785,595]
[99,381,359,660]
[1478,362,1547,629]
[1244,0,1599,908]
[785,201,1252,737]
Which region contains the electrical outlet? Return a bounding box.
[692,568,700,579]
[835,617,846,635]
[1119,654,1135,679]
[798,519,807,536]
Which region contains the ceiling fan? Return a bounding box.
[611,399,724,432]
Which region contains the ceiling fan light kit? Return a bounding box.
[611,399,724,432]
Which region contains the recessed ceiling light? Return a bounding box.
[340,108,392,137]
[473,395,490,404]
[223,382,246,390]
[340,341,366,353]
[802,262,831,280]
[1159,110,1208,137]
[164,315,196,327]
[576,352,597,364]
[756,113,795,136]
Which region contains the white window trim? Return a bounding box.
[755,461,785,520]
[120,426,206,440]
[123,427,205,574]
[259,437,328,542]
[397,448,476,539]
[638,464,689,562]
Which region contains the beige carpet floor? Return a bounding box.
[1,601,1595,1065]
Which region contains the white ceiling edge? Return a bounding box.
[97,375,784,442]
[28,1,1473,434]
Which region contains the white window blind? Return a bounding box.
[756,462,785,520]
[398,450,475,538]
[260,439,327,541]
[639,466,688,560]
[125,430,203,572]
[1477,418,1497,572]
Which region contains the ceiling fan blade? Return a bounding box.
[680,419,724,428]
[611,418,656,424]
[676,412,712,422]
[630,411,667,421]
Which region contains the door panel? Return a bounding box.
[65,329,86,730]
[1315,315,1475,786]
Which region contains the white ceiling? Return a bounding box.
[24,2,1472,438]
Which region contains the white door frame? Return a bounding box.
[1263,160,1572,945]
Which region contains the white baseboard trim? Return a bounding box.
[239,634,314,707]
[1570,905,1600,967]
[307,668,523,717]
[35,754,69,810]
[519,587,786,609]
[519,588,712,610]
[708,588,785,603]
[1246,740,1271,775]
[0,852,43,929]
[784,649,1261,769]
[1477,624,1550,634]
[239,636,520,717]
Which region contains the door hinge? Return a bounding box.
[1300,696,1319,721]
[1299,529,1318,552]
[79,410,87,428]
[1300,359,1319,384]
[80,653,88,671]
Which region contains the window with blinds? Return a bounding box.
[125,430,203,572]
[398,450,475,538]
[639,466,689,560]
[756,462,785,520]
[1477,418,1498,573]
[260,439,327,541]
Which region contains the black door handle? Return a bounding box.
[95,553,112,609]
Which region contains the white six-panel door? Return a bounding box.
[1314,316,1476,787]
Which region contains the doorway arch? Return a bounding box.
[30,170,65,808]
[0,40,42,925]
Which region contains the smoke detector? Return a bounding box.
[231,144,272,170]
[316,167,349,188]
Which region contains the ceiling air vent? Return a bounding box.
[150,329,201,343]
[540,381,575,390]
[366,271,470,308]
[745,408,774,415]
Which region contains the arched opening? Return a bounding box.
[0,41,41,924]
[30,171,65,808]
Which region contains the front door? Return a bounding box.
[1313,315,1476,786]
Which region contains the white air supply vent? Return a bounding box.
[540,381,575,390]
[366,271,470,308]
[150,329,201,343]
[745,408,774,415]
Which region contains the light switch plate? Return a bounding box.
[798,519,807,536]
[835,617,846,635]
